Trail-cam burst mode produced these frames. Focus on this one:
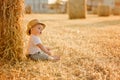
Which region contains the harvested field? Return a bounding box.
[0,14,120,80]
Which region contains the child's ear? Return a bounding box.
[31,28,33,31]
[30,28,33,33]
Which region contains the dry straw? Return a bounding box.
[92,7,98,14]
[98,5,111,16]
[112,6,120,15]
[68,0,86,19]
[0,0,24,63]
[87,5,92,11]
[25,5,32,14]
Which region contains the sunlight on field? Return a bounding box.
[0,14,120,80]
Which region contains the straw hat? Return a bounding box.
[26,19,46,35]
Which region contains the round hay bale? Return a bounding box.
[98,5,111,16]
[0,0,24,62]
[87,5,92,11]
[112,7,120,15]
[115,0,120,6]
[92,7,98,14]
[25,5,32,14]
[68,0,87,19]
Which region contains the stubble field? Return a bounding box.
[0,14,120,80]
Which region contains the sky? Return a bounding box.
[48,0,56,3]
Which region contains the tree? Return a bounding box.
[0,0,24,63]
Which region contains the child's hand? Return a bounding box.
[52,55,60,61]
[46,52,51,55]
[46,47,51,51]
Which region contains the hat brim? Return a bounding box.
[37,23,46,30]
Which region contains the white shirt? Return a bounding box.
[27,34,42,54]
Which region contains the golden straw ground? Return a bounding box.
[0,14,120,80]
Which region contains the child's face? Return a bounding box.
[31,24,44,35]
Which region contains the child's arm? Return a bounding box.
[36,43,51,55]
[37,43,60,61]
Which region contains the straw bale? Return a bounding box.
[112,7,120,15]
[92,7,98,14]
[68,0,86,19]
[98,5,111,16]
[25,5,32,14]
[0,0,24,62]
[87,5,92,11]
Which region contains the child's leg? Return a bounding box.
[29,52,53,61]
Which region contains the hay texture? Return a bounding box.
[112,7,120,15]
[25,5,32,14]
[0,0,24,62]
[98,5,111,16]
[92,7,98,14]
[115,0,120,6]
[68,0,86,19]
[87,5,92,11]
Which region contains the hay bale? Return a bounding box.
[87,5,92,11]
[112,7,120,15]
[92,7,98,14]
[115,0,120,6]
[0,0,24,62]
[25,5,32,14]
[68,0,86,19]
[98,5,111,16]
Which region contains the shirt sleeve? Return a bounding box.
[32,36,42,45]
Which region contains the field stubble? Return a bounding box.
[0,14,120,80]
